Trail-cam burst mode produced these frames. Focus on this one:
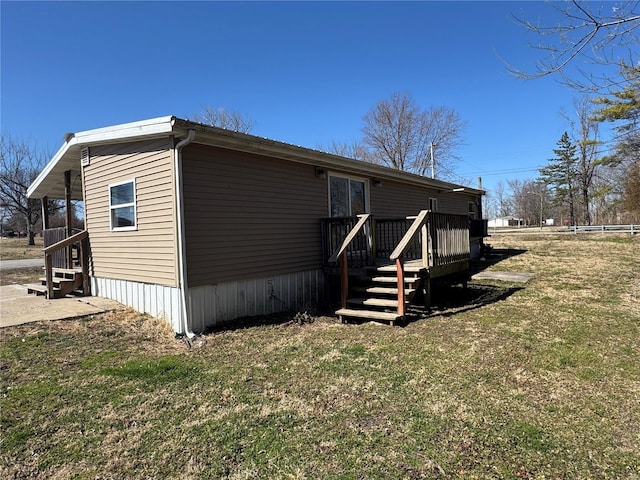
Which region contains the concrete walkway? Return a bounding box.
[471,271,535,283]
[0,284,124,328]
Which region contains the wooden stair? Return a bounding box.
[26,268,84,299]
[336,263,426,326]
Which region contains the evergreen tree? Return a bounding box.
[593,66,640,221]
[541,132,578,226]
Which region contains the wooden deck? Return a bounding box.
[322,211,472,324]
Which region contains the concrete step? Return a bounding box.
[335,308,402,322]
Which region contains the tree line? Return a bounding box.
[490,1,639,225]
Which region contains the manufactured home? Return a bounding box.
[27,116,486,333]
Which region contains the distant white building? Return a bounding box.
[488,217,522,228]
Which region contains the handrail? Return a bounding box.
[44,230,88,255]
[43,230,90,298]
[328,214,371,263]
[390,210,430,261]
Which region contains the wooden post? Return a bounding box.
[45,253,53,299]
[421,223,428,268]
[81,237,90,296]
[424,271,431,309]
[369,217,376,265]
[340,250,348,309]
[64,170,73,268]
[41,196,50,230]
[396,256,405,317]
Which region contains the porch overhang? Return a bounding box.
[26,116,177,200]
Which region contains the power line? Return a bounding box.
[457,166,545,177]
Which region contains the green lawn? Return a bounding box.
[1,234,639,479]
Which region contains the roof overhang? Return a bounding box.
[28,115,484,200]
[27,116,176,200]
[169,118,485,196]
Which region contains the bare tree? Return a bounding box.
[493,181,512,217]
[0,135,51,245]
[562,97,601,224]
[508,0,640,92]
[318,140,370,162]
[189,106,255,133]
[361,93,465,178]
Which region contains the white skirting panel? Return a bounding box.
[91,277,183,333]
[187,269,326,332]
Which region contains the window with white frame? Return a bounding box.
[109,179,137,231]
[428,197,438,212]
[329,174,368,217]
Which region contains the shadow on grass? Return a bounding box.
[417,282,523,320]
[469,247,528,276]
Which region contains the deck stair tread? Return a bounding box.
[358,286,416,296]
[50,268,81,276]
[26,283,63,297]
[347,297,400,308]
[376,263,424,273]
[336,308,402,321]
[28,268,84,299]
[370,275,420,284]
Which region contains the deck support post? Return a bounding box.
[64,170,73,268]
[41,196,50,230]
[80,237,90,296]
[424,271,431,308]
[45,253,53,299]
[396,257,405,318]
[421,223,429,268]
[340,250,348,310]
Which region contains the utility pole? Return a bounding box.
[430,142,436,179]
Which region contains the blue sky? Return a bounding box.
[1,1,616,197]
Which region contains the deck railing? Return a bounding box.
[389,210,431,317]
[43,227,68,269]
[375,218,421,260]
[325,214,372,309]
[321,216,374,268]
[43,230,90,298]
[429,213,470,267]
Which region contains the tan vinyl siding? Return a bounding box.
[83,138,178,286]
[182,144,328,286]
[371,179,478,217]
[436,192,478,215]
[370,180,437,217]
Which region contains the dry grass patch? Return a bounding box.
[1,234,639,479]
[0,266,42,285]
[0,237,43,261]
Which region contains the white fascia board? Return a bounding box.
[27,116,176,198]
[72,115,175,143]
[27,139,78,198]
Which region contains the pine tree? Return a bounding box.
[540,132,578,226]
[593,66,640,221]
